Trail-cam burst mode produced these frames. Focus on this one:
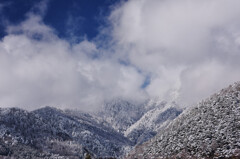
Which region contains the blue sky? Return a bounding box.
[0,0,119,40]
[0,0,240,110]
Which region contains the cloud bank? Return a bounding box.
[1,0,240,110]
[109,0,240,105]
[0,13,146,110]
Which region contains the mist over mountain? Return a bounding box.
[1,0,240,111]
[1,82,239,159]
[1,0,240,158]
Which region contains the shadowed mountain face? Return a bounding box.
[0,106,132,158]
[125,106,182,145]
[126,82,240,159]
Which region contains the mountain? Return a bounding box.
[124,100,182,145]
[0,107,61,158]
[0,97,182,158]
[0,106,132,158]
[96,99,145,134]
[126,82,240,159]
[96,98,182,145]
[34,107,133,157]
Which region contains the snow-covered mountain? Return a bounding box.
[126,82,240,159]
[96,99,145,134]
[0,106,132,158]
[2,82,239,158]
[0,98,182,158]
[124,100,182,145]
[96,98,182,145]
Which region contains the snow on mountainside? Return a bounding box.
[0,106,132,158]
[34,107,133,157]
[96,98,183,145]
[126,82,240,159]
[0,98,182,158]
[125,100,182,145]
[96,99,145,134]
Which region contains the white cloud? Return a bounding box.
[0,14,146,110]
[1,0,240,110]
[109,0,240,106]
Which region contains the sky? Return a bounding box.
[0,0,240,111]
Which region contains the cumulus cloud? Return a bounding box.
[0,13,146,110]
[109,0,240,106]
[1,0,240,110]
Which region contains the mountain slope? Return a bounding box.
[0,98,183,158]
[34,107,133,157]
[0,106,132,158]
[126,82,240,159]
[125,101,182,145]
[96,99,145,134]
[96,98,182,145]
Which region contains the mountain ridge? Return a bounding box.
[0,98,182,158]
[126,82,240,159]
